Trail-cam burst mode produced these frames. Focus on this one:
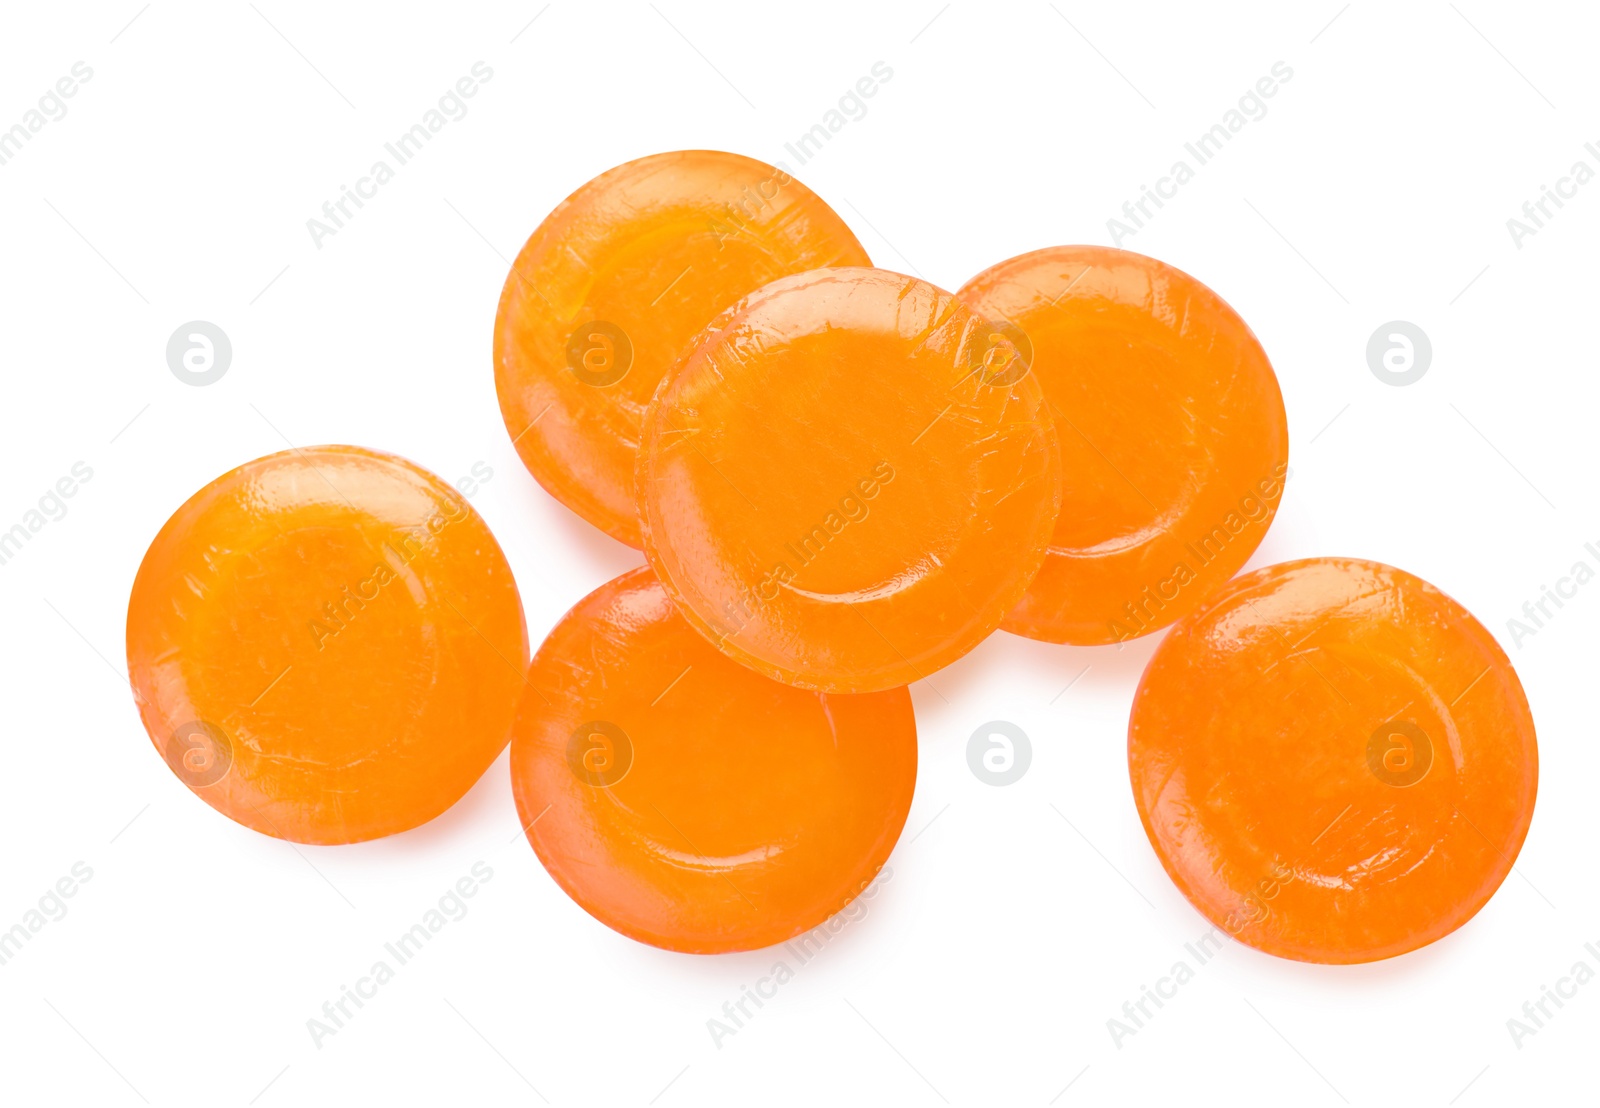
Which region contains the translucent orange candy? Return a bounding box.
[126,447,528,844]
[1129,558,1538,963]
[494,150,870,547]
[510,567,915,953]
[638,266,1061,693]
[958,246,1289,645]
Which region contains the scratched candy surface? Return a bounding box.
[510,566,915,953]
[1128,557,1538,963]
[126,446,528,844]
[494,150,870,548]
[958,246,1289,646]
[638,266,1062,693]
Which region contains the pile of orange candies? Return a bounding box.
[127,150,1537,964]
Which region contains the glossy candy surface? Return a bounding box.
[958,246,1289,645]
[511,567,915,953]
[638,266,1061,693]
[126,447,529,844]
[1129,558,1538,963]
[495,150,870,547]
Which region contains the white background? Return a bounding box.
[0,2,1593,1104]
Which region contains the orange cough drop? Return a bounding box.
[638,267,1061,693]
[126,447,529,844]
[959,246,1289,645]
[494,150,870,547]
[1128,558,1538,963]
[511,567,915,953]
